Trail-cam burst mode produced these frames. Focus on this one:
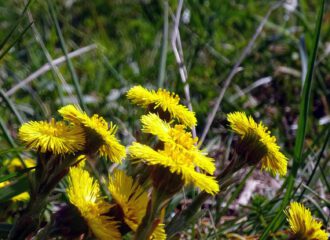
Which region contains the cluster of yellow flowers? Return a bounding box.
[5,85,327,239]
[19,105,126,162]
[66,165,166,239]
[126,86,219,196]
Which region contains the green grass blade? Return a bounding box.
[286,128,330,201]
[306,195,328,223]
[298,129,330,200]
[0,0,33,51]
[47,0,87,111]
[216,166,255,222]
[318,155,330,193]
[260,0,325,238]
[0,175,29,202]
[0,117,27,169]
[0,168,34,183]
[0,89,24,124]
[0,147,25,155]
[102,55,126,85]
[292,17,324,173]
[301,184,330,205]
[0,22,33,60]
[157,0,169,88]
[0,117,18,149]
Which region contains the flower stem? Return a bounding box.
[8,194,47,240]
[134,189,165,240]
[8,154,77,239]
[165,157,246,239]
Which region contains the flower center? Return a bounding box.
[168,125,197,150]
[40,120,63,137]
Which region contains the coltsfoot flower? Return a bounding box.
[67,166,121,240]
[285,202,328,240]
[108,170,166,239]
[18,118,85,155]
[227,112,287,176]
[127,85,197,128]
[129,114,219,195]
[141,113,215,174]
[59,105,126,163]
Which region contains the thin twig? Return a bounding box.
[229,76,272,102]
[199,2,283,145]
[171,0,197,138]
[6,44,97,97]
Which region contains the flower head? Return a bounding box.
[227,112,287,176]
[19,119,85,155]
[285,202,328,240]
[67,166,121,240]
[108,170,147,231]
[127,85,197,128]
[59,105,126,163]
[141,113,215,174]
[129,114,219,195]
[150,224,166,240]
[108,170,166,239]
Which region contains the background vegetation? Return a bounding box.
[0,0,329,239]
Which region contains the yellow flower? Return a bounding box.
[67,166,121,240]
[129,142,219,195]
[18,119,85,155]
[127,85,197,128]
[141,113,215,174]
[227,112,287,176]
[129,114,218,195]
[58,105,126,163]
[285,202,328,240]
[108,170,147,231]
[150,223,166,240]
[0,181,29,202]
[3,158,35,172]
[108,170,166,240]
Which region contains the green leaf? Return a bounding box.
[0,175,30,203]
[0,168,34,183]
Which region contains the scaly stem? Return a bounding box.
[8,155,77,240]
[166,157,247,239]
[8,193,48,240]
[134,190,166,240]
